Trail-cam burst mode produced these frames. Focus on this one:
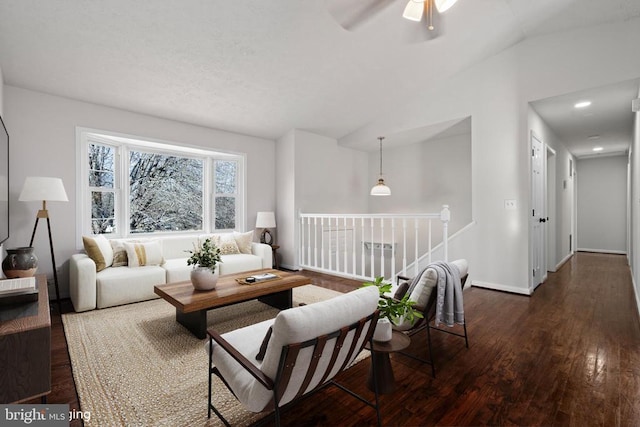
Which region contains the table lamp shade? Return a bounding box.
[255,211,276,229]
[19,177,68,202]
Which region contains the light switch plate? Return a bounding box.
[504,199,517,210]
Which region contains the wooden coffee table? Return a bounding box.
[154,269,309,339]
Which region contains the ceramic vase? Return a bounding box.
[190,267,219,291]
[2,247,38,278]
[373,317,393,342]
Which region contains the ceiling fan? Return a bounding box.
[325,0,460,42]
[402,0,459,31]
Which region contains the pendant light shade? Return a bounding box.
[403,0,424,22]
[370,178,391,196]
[370,137,391,196]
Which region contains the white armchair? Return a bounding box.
[207,286,381,426]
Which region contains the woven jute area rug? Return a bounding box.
[62,284,363,426]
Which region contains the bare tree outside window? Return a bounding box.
[83,133,244,238]
[89,144,116,234]
[130,151,203,233]
[214,160,237,229]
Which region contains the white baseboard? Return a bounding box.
[471,280,531,296]
[279,263,299,271]
[631,270,640,322]
[577,248,627,255]
[555,252,573,271]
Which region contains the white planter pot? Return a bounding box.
[373,317,393,342]
[190,267,219,291]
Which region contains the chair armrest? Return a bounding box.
[208,329,274,390]
[396,274,411,286]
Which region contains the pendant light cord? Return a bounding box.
[378,136,385,176]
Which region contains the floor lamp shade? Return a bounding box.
[19,177,68,203]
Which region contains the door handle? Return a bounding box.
[539,218,546,223]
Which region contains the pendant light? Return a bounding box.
[370,137,391,196]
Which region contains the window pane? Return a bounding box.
[91,191,115,234]
[215,196,235,229]
[215,160,237,194]
[89,144,115,188]
[129,151,203,233]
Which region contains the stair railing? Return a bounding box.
[298,205,450,282]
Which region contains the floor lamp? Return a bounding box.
[19,176,68,313]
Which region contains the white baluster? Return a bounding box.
[441,205,450,262]
[402,218,407,274]
[391,218,396,280]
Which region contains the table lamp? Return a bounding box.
[255,211,276,245]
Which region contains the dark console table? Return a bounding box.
[0,274,51,403]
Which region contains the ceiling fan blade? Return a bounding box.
[325,0,396,31]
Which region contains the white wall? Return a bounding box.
[275,129,296,269]
[4,85,276,297]
[576,156,628,253]
[0,65,3,116]
[632,86,640,312]
[276,129,368,269]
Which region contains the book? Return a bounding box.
[250,273,278,282]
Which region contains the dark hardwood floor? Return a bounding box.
[38,252,640,426]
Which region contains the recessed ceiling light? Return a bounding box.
[587,135,600,140]
[593,146,603,152]
[574,101,592,109]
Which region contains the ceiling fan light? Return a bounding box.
[403,0,424,22]
[434,0,458,13]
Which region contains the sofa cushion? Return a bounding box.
[218,254,263,275]
[162,258,193,283]
[96,266,165,309]
[124,240,164,267]
[82,235,114,272]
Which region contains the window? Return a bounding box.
[77,129,245,243]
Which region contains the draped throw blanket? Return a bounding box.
[431,261,464,327]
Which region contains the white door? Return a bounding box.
[531,133,546,289]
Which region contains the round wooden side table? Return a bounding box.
[365,330,411,394]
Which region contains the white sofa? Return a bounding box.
[69,235,272,312]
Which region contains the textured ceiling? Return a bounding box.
[0,0,639,151]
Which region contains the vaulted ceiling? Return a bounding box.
[0,0,639,151]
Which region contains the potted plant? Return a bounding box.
[362,276,423,341]
[186,238,222,291]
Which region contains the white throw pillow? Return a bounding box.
[110,239,128,267]
[233,231,254,254]
[217,233,240,255]
[123,240,164,267]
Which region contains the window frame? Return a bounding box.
[76,127,246,248]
